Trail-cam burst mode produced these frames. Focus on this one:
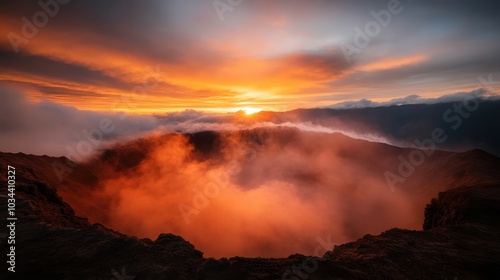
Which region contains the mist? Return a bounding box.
[2,86,494,258]
[70,129,421,258]
[0,85,391,157]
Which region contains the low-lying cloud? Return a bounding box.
[75,130,422,258]
[0,86,391,157]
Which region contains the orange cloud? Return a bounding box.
[68,130,424,258]
[357,54,428,72]
[1,22,351,113]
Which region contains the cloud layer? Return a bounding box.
[0,86,391,156]
[1,0,499,111]
[71,129,424,258]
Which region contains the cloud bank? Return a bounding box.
[0,86,392,157]
[2,85,499,159]
[69,129,424,258]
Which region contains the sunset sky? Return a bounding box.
[1,0,499,113]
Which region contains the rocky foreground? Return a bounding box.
[1,152,500,279]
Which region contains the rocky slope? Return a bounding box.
[2,163,499,279]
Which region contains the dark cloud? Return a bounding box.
[0,47,129,90]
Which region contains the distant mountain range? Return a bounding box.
[255,99,500,157]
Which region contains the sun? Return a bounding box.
[239,107,261,115]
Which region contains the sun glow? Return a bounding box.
[239,107,262,115]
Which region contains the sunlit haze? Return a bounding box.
[1,0,499,112]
